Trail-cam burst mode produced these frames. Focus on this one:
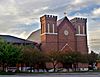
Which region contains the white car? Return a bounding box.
[7,67,17,72]
[48,68,67,72]
[48,69,55,72]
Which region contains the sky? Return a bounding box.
[0,0,100,53]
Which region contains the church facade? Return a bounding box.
[40,15,88,54]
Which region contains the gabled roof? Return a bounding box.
[0,35,36,44]
[57,17,65,26]
[57,16,76,32]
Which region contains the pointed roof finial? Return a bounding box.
[64,12,67,17]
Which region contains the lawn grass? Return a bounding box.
[0,72,15,75]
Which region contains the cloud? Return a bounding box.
[33,6,49,14]
[19,31,28,39]
[0,0,100,52]
[72,0,82,5]
[92,8,100,17]
[89,29,100,52]
[73,12,100,52]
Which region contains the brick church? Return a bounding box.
[28,15,88,54]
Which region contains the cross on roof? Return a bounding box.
[64,12,67,16]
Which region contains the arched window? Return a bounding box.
[78,25,80,34]
[47,23,50,33]
[83,26,85,34]
[53,24,55,33]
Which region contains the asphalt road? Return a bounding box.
[0,73,100,77]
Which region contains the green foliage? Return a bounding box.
[0,37,98,72]
[46,51,61,72]
[47,51,61,62]
[79,54,88,63]
[97,53,100,61]
[60,51,81,64]
[88,51,98,64]
[22,46,46,69]
[0,39,22,71]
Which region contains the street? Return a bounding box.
[0,73,99,77]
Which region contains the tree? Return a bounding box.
[46,51,61,72]
[97,53,100,61]
[88,51,98,70]
[22,45,47,72]
[22,45,36,72]
[0,39,22,71]
[79,54,88,63]
[60,51,81,71]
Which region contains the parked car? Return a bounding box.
[48,68,67,72]
[7,67,17,72]
[58,68,67,72]
[79,68,88,71]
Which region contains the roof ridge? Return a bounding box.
[0,35,26,40]
[57,16,76,32]
[27,29,41,39]
[0,34,37,43]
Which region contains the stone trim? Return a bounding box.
[75,34,86,36]
[41,32,58,36]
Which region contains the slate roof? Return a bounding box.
[27,29,41,40]
[0,35,37,44]
[27,29,41,43]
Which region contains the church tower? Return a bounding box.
[40,15,58,52]
[70,18,88,54]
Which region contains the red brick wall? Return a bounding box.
[41,34,58,52]
[97,62,100,69]
[78,63,88,68]
[58,19,76,52]
[40,15,58,52]
[40,15,88,54]
[76,36,88,54]
[70,18,88,54]
[41,42,58,52]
